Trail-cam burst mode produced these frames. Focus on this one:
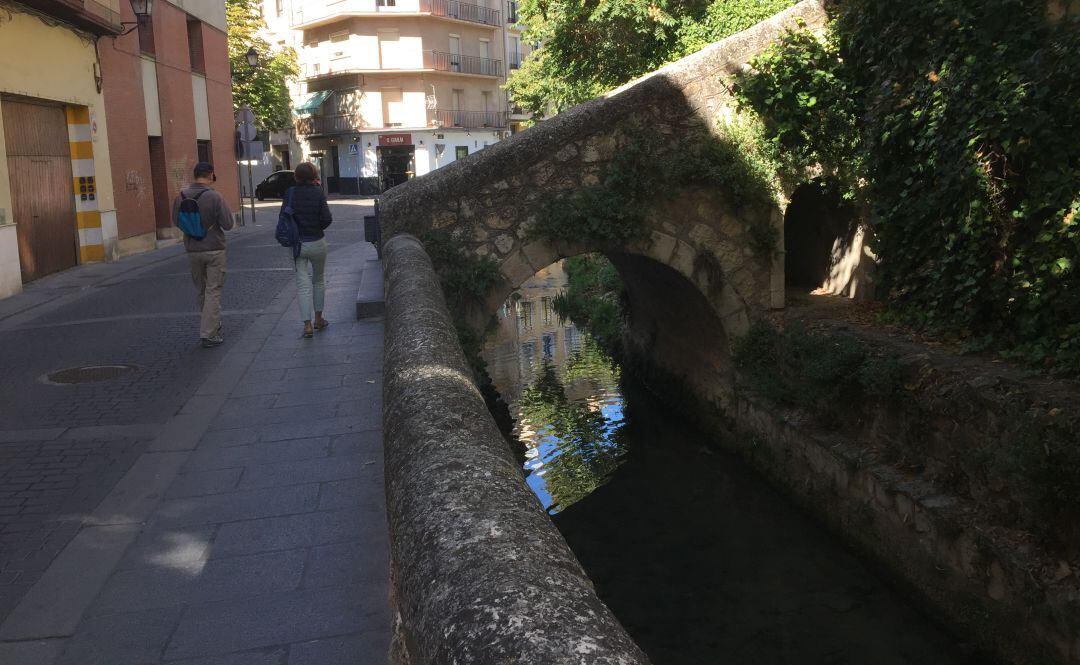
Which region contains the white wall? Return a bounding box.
[169,0,228,32]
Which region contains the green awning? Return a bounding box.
[294,90,334,115]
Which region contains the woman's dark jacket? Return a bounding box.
[287,184,332,241]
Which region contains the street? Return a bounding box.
[0,199,391,664]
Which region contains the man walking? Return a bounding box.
[172,162,235,348]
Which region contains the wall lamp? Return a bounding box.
[119,0,154,36]
[231,47,261,81]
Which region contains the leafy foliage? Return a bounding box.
[227,0,299,130]
[737,2,1080,373]
[552,254,625,344]
[734,320,903,423]
[506,0,799,117]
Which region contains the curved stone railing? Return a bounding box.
[382,233,650,664]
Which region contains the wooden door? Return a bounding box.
[2,99,78,282]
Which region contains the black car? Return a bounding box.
[255,170,296,200]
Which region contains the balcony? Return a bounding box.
[302,51,502,80]
[508,51,523,69]
[16,0,122,34]
[432,109,507,129]
[296,109,508,136]
[425,51,502,77]
[292,0,500,28]
[296,114,364,136]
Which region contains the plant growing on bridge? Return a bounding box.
[552,254,626,346]
[736,2,1080,373]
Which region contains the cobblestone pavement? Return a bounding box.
[0,200,390,664]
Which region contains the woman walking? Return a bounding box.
[285,162,333,338]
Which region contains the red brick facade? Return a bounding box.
[99,0,239,249]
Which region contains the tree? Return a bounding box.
[226,0,299,131]
[505,0,798,118]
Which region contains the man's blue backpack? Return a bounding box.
[276,187,301,258]
[177,190,208,239]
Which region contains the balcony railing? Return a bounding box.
[292,0,500,27]
[296,109,508,135]
[296,114,362,136]
[428,0,500,25]
[424,51,502,77]
[303,52,501,79]
[432,109,507,129]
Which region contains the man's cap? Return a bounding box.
[194,161,215,175]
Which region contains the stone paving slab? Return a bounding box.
[0,238,391,664]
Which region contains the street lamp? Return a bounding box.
[246,47,260,68]
[232,47,261,81]
[118,0,154,35]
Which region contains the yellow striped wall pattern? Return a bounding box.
[65,106,104,263]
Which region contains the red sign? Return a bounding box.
[378,133,412,146]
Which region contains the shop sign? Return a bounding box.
[379,133,412,146]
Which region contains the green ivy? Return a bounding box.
[736,2,1080,373]
[527,120,780,254]
[552,254,626,346]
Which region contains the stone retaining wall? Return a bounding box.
[381,234,650,664]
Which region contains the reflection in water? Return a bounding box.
[483,261,964,664]
[484,262,625,513]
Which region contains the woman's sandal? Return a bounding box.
[314,320,329,332]
[303,327,314,339]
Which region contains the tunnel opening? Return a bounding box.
[784,179,860,292]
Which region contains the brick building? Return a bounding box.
[98,0,240,254]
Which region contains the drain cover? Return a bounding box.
[46,364,140,384]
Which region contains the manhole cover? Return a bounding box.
[45,364,141,385]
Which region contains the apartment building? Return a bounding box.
[263,0,532,194]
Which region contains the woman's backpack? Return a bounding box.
[276,187,302,258]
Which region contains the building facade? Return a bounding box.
[98,0,240,254]
[262,0,532,195]
[0,0,238,299]
[0,1,124,298]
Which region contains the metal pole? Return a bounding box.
[247,161,256,225]
[236,159,246,226]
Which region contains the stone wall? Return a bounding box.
[381,234,650,664]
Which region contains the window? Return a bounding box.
[478,39,490,61]
[382,88,404,127]
[451,89,463,110]
[509,35,520,68]
[275,0,282,16]
[448,34,460,71]
[186,18,205,73]
[455,145,468,160]
[482,90,492,111]
[377,0,397,7]
[330,30,349,43]
[197,140,212,164]
[507,0,518,23]
[378,30,399,69]
[137,12,155,54]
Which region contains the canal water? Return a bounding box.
[482,263,966,665]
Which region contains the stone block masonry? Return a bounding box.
[382,234,650,664]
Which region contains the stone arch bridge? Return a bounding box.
[380,0,829,405]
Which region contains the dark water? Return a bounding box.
[482,263,966,665]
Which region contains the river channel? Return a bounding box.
[482,262,967,665]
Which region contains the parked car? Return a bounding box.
[254,170,295,200]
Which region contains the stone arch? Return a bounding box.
[379,1,827,376]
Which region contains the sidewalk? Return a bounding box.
[0,240,391,664]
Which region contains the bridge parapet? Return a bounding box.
[382,233,651,664]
